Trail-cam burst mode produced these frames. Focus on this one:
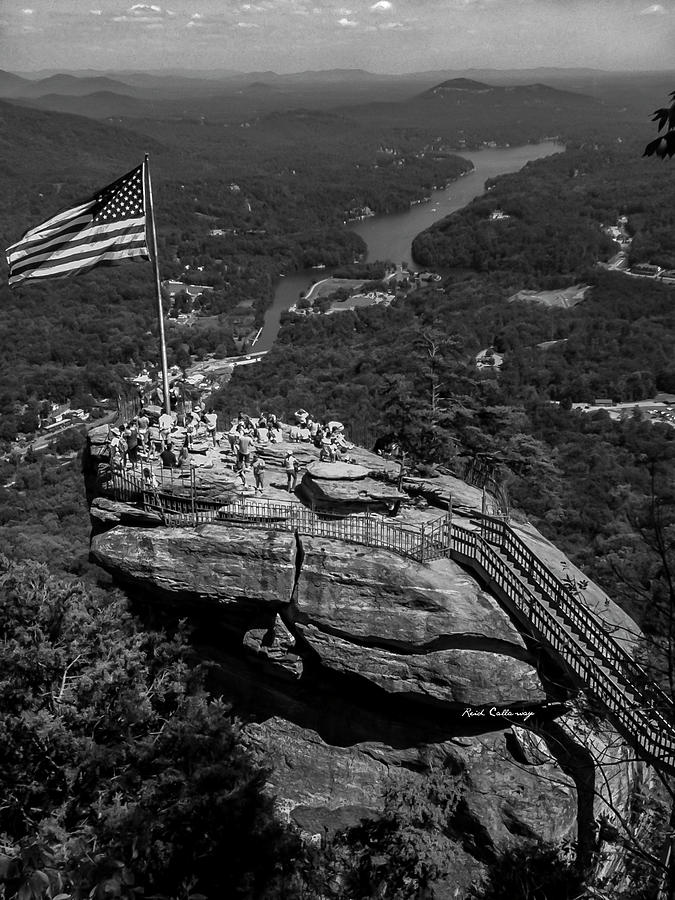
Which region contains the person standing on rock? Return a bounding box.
[252,453,266,495]
[204,409,218,447]
[137,412,149,450]
[285,451,299,493]
[177,438,190,469]
[125,422,139,468]
[237,430,253,470]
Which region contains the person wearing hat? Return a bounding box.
[108,426,125,470]
[284,451,299,493]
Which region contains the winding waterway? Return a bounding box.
[255,141,564,352]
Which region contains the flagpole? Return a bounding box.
[144,153,171,417]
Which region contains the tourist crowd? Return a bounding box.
[106,404,355,498]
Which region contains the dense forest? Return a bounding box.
[412,134,675,274]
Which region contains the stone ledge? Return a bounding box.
[306,461,370,480]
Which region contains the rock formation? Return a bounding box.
[86,424,647,894]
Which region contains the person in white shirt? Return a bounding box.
[158,411,174,448]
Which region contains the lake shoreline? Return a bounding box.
[255,141,565,352]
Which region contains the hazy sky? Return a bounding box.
[1,0,673,74]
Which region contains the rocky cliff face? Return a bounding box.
[90,503,643,893]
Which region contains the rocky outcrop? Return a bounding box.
[90,497,163,533]
[292,536,530,653]
[92,524,297,613]
[300,460,406,508]
[91,523,544,709]
[86,427,646,893]
[243,716,578,855]
[298,625,544,706]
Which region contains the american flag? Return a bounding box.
[6,162,150,287]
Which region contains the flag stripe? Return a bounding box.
[9,253,148,287]
[8,247,150,286]
[7,212,104,259]
[8,220,146,270]
[9,235,149,280]
[5,162,149,286]
[8,201,94,243]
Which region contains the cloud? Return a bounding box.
[22,7,34,13]
[90,8,102,14]
[237,20,259,26]
[379,20,406,28]
[338,16,358,25]
[370,0,392,10]
[113,3,168,23]
[336,6,353,13]
[640,2,667,12]
[190,12,202,18]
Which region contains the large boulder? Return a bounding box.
[92,524,545,710]
[243,716,577,853]
[91,523,297,612]
[297,624,545,706]
[292,535,531,654]
[306,461,370,480]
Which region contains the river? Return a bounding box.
[254,141,563,352]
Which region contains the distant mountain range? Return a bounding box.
[0,70,140,99]
[0,66,605,124]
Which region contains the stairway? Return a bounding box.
[448,518,675,774]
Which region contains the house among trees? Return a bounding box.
[629,263,662,277]
[163,280,214,299]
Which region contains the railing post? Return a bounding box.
[420,523,426,562]
[191,467,197,527]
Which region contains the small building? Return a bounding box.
[630,263,662,277]
[163,281,214,299]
